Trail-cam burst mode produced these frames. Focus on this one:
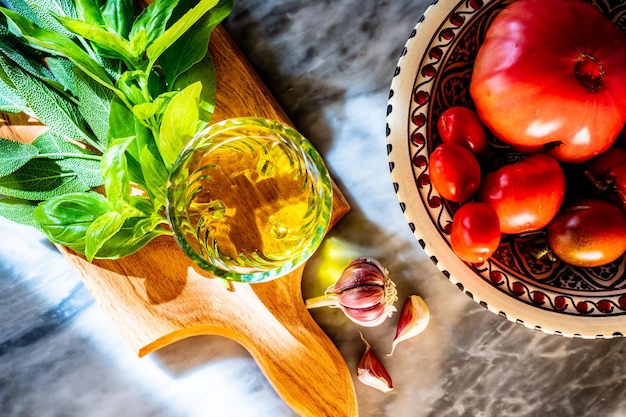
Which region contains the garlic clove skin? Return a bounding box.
[388,295,430,356]
[330,257,387,293]
[337,285,385,309]
[357,332,393,393]
[341,304,388,327]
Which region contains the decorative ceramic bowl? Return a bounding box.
[386,0,626,338]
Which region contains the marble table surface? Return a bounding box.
[4,0,626,416]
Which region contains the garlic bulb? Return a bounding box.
[306,257,398,327]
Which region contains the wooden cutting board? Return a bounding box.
[2,25,357,417]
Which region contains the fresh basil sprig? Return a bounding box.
[0,0,233,260]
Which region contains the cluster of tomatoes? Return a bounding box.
[430,106,626,268]
[428,0,626,269]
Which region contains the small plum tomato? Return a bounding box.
[437,106,488,156]
[450,202,501,263]
[585,146,626,211]
[429,143,481,203]
[479,153,565,234]
[546,199,626,268]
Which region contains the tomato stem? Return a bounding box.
[574,53,604,92]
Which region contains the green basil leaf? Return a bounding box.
[158,81,201,166]
[172,52,216,125]
[140,144,168,207]
[1,8,113,88]
[129,28,148,60]
[115,70,145,106]
[132,102,157,121]
[101,135,134,206]
[53,14,134,63]
[33,191,113,252]
[74,0,105,26]
[100,0,135,38]
[108,96,146,186]
[74,67,113,145]
[160,0,232,87]
[85,210,125,261]
[131,213,165,237]
[129,0,179,51]
[0,194,38,227]
[0,138,39,176]
[92,217,168,259]
[146,0,219,64]
[129,196,156,216]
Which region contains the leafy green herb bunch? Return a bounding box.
[0,0,233,260]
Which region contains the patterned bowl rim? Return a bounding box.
[386,0,626,339]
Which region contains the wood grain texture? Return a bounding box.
[2,25,356,417]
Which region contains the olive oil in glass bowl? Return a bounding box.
[166,117,333,283]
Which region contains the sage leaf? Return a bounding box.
[146,0,219,65]
[46,56,77,94]
[0,33,56,85]
[29,0,77,38]
[34,191,113,252]
[74,67,112,145]
[0,53,99,149]
[0,142,102,200]
[3,0,40,24]
[1,8,113,88]
[0,195,38,227]
[0,137,38,176]
[158,81,201,166]
[31,130,98,159]
[0,77,27,113]
[85,210,125,261]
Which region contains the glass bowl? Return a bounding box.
[167,117,333,283]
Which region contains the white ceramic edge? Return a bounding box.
[385,0,626,339]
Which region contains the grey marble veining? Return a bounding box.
[4,0,626,416]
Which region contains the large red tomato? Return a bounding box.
[470,0,626,163]
[479,153,565,234]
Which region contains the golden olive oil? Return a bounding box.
[167,118,332,282]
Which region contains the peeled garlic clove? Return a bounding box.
[357,332,393,393]
[388,295,430,356]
